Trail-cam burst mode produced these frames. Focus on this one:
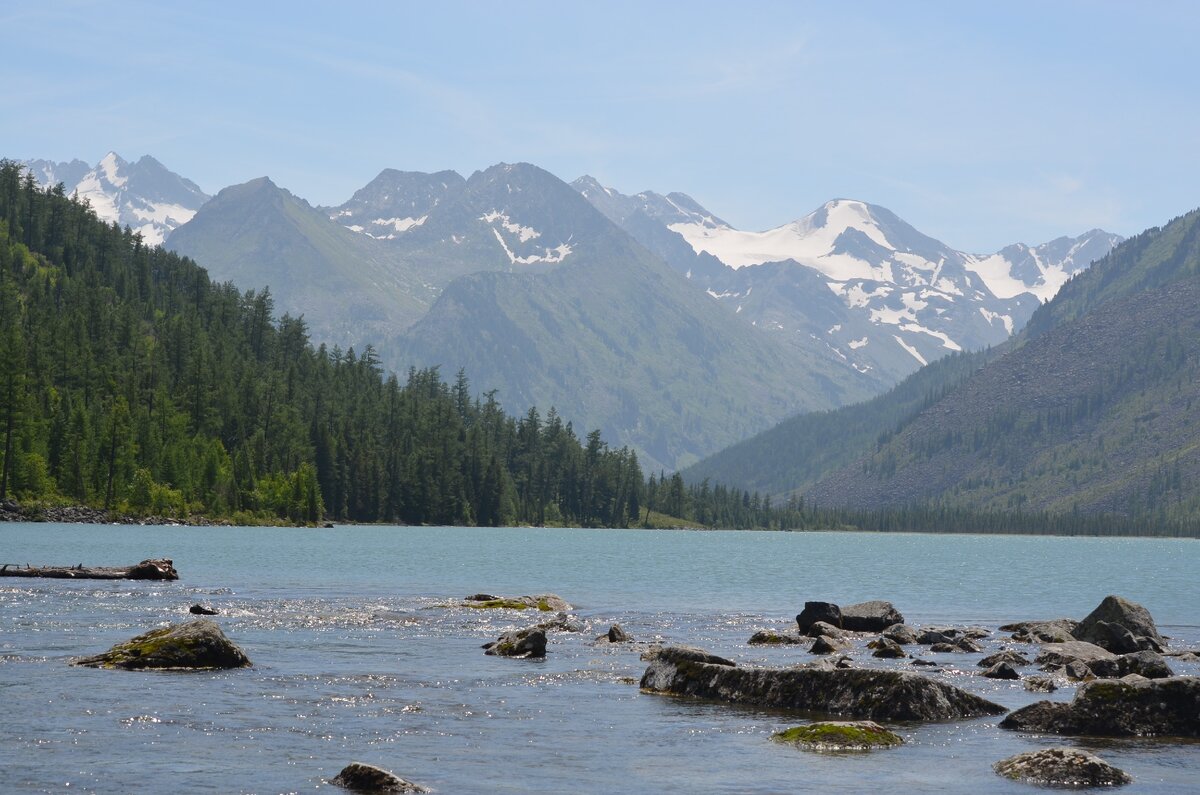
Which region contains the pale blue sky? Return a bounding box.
[5,1,1198,251]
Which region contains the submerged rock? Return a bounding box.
[978,650,1031,668]
[748,629,805,645]
[482,627,547,658]
[993,748,1131,788]
[189,604,218,615]
[1075,595,1164,652]
[72,619,250,670]
[464,593,570,611]
[330,762,429,793]
[840,601,904,633]
[536,612,584,633]
[640,645,1005,721]
[1000,675,1200,737]
[772,721,903,752]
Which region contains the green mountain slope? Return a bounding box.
[807,208,1200,519]
[168,177,435,363]
[680,347,998,497]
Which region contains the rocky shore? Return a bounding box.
[0,499,229,526]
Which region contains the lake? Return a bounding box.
[2,524,1198,793]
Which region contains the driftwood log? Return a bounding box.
[0,558,178,580]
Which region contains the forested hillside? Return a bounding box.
[0,161,645,527]
[808,209,1200,522]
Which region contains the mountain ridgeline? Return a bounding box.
[0,161,649,527]
[803,208,1200,523]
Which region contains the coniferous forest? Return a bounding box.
[2,160,1196,537]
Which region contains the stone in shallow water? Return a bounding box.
[71,619,250,670]
[330,762,429,793]
[1001,676,1200,737]
[772,721,902,751]
[482,627,547,658]
[993,748,1131,788]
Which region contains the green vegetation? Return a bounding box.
[771,722,903,750]
[0,161,644,527]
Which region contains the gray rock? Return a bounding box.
[806,621,850,640]
[882,623,918,645]
[1000,675,1200,737]
[796,601,842,632]
[602,623,631,643]
[1089,650,1173,680]
[1075,595,1164,651]
[482,627,547,658]
[910,659,938,667]
[538,612,584,633]
[188,604,218,615]
[868,637,906,658]
[330,762,428,793]
[982,662,1021,680]
[72,619,250,670]
[1006,619,1079,643]
[1024,675,1058,692]
[929,643,958,653]
[917,630,955,646]
[993,748,1131,788]
[840,601,904,633]
[1036,641,1117,670]
[978,650,1031,668]
[809,635,852,655]
[640,646,1005,721]
[641,645,735,667]
[465,593,571,611]
[748,629,805,645]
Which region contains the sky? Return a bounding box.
[4,1,1199,252]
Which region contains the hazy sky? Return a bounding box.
[5,1,1198,251]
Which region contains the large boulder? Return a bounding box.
[640,645,1005,721]
[1000,675,1200,737]
[72,619,250,670]
[330,762,428,793]
[482,627,547,658]
[1075,596,1164,652]
[993,748,1131,788]
[772,721,903,752]
[840,601,904,632]
[1089,651,1174,680]
[796,602,842,632]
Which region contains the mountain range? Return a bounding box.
[21,153,1122,472]
[692,207,1200,522]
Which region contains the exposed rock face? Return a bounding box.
[840,601,904,632]
[748,630,805,645]
[1000,676,1200,737]
[993,748,1131,788]
[482,627,547,658]
[796,602,842,632]
[640,646,1005,721]
[1075,596,1164,651]
[330,762,429,793]
[72,619,250,670]
[772,721,903,751]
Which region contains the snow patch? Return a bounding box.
[372,215,427,233]
[893,335,928,366]
[848,337,869,349]
[481,210,540,242]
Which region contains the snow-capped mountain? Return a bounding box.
[326,168,464,239]
[24,153,208,246]
[573,180,1122,384]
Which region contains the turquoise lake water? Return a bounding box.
[1,524,1198,793]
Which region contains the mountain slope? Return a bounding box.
[168,177,434,360]
[394,164,876,472]
[24,152,208,245]
[574,179,1121,386]
[807,208,1200,519]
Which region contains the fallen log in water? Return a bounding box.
[0,558,178,580]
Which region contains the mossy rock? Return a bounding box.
[464,593,570,611]
[994,748,1131,787]
[772,721,903,751]
[467,598,532,610]
[72,619,251,670]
